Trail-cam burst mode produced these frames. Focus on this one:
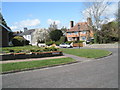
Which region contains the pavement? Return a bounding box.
[1,48,118,88]
[84,43,118,48]
[63,53,94,62]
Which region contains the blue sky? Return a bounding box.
[2,2,118,31]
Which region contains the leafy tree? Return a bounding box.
[102,21,118,42]
[95,21,119,44]
[49,30,63,41]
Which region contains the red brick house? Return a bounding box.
[66,18,94,41]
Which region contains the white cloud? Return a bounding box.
[47,19,60,25]
[10,26,18,30]
[10,19,40,31]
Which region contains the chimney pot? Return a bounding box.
[70,21,74,28]
[87,18,92,26]
[24,27,27,32]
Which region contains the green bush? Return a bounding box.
[54,41,61,46]
[72,40,84,43]
[12,36,29,46]
[9,49,14,53]
[46,41,55,46]
[65,41,73,44]
[30,49,42,52]
[43,46,58,51]
[59,36,67,43]
[49,46,58,51]
[77,40,84,43]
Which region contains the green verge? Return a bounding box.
[60,48,111,58]
[1,57,76,73]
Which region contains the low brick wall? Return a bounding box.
[1,51,63,61]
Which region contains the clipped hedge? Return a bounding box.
[12,36,29,46]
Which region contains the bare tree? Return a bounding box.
[83,0,111,30]
[32,28,50,46]
[115,1,120,22]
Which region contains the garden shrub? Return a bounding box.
[12,36,30,46]
[49,46,58,51]
[54,41,61,46]
[59,36,67,43]
[46,41,55,46]
[72,40,84,43]
[43,48,49,51]
[30,49,42,52]
[43,46,58,51]
[65,41,73,44]
[30,49,36,52]
[9,49,14,53]
[77,40,84,43]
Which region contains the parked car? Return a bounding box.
[38,43,47,47]
[59,43,73,48]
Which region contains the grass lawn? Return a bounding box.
[60,48,111,58]
[1,57,76,73]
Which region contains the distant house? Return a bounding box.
[20,28,35,45]
[0,23,12,47]
[66,18,94,41]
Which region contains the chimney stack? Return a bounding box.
[24,27,27,32]
[87,18,92,26]
[70,21,74,28]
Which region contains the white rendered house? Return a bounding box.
[20,28,35,45]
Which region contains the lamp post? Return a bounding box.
[78,24,80,48]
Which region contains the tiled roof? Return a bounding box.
[67,22,90,32]
[20,29,35,35]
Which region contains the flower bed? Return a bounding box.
[1,51,63,61]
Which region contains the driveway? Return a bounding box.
[2,48,118,88]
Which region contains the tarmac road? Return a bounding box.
[2,48,118,88]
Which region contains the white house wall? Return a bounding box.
[23,35,32,44]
